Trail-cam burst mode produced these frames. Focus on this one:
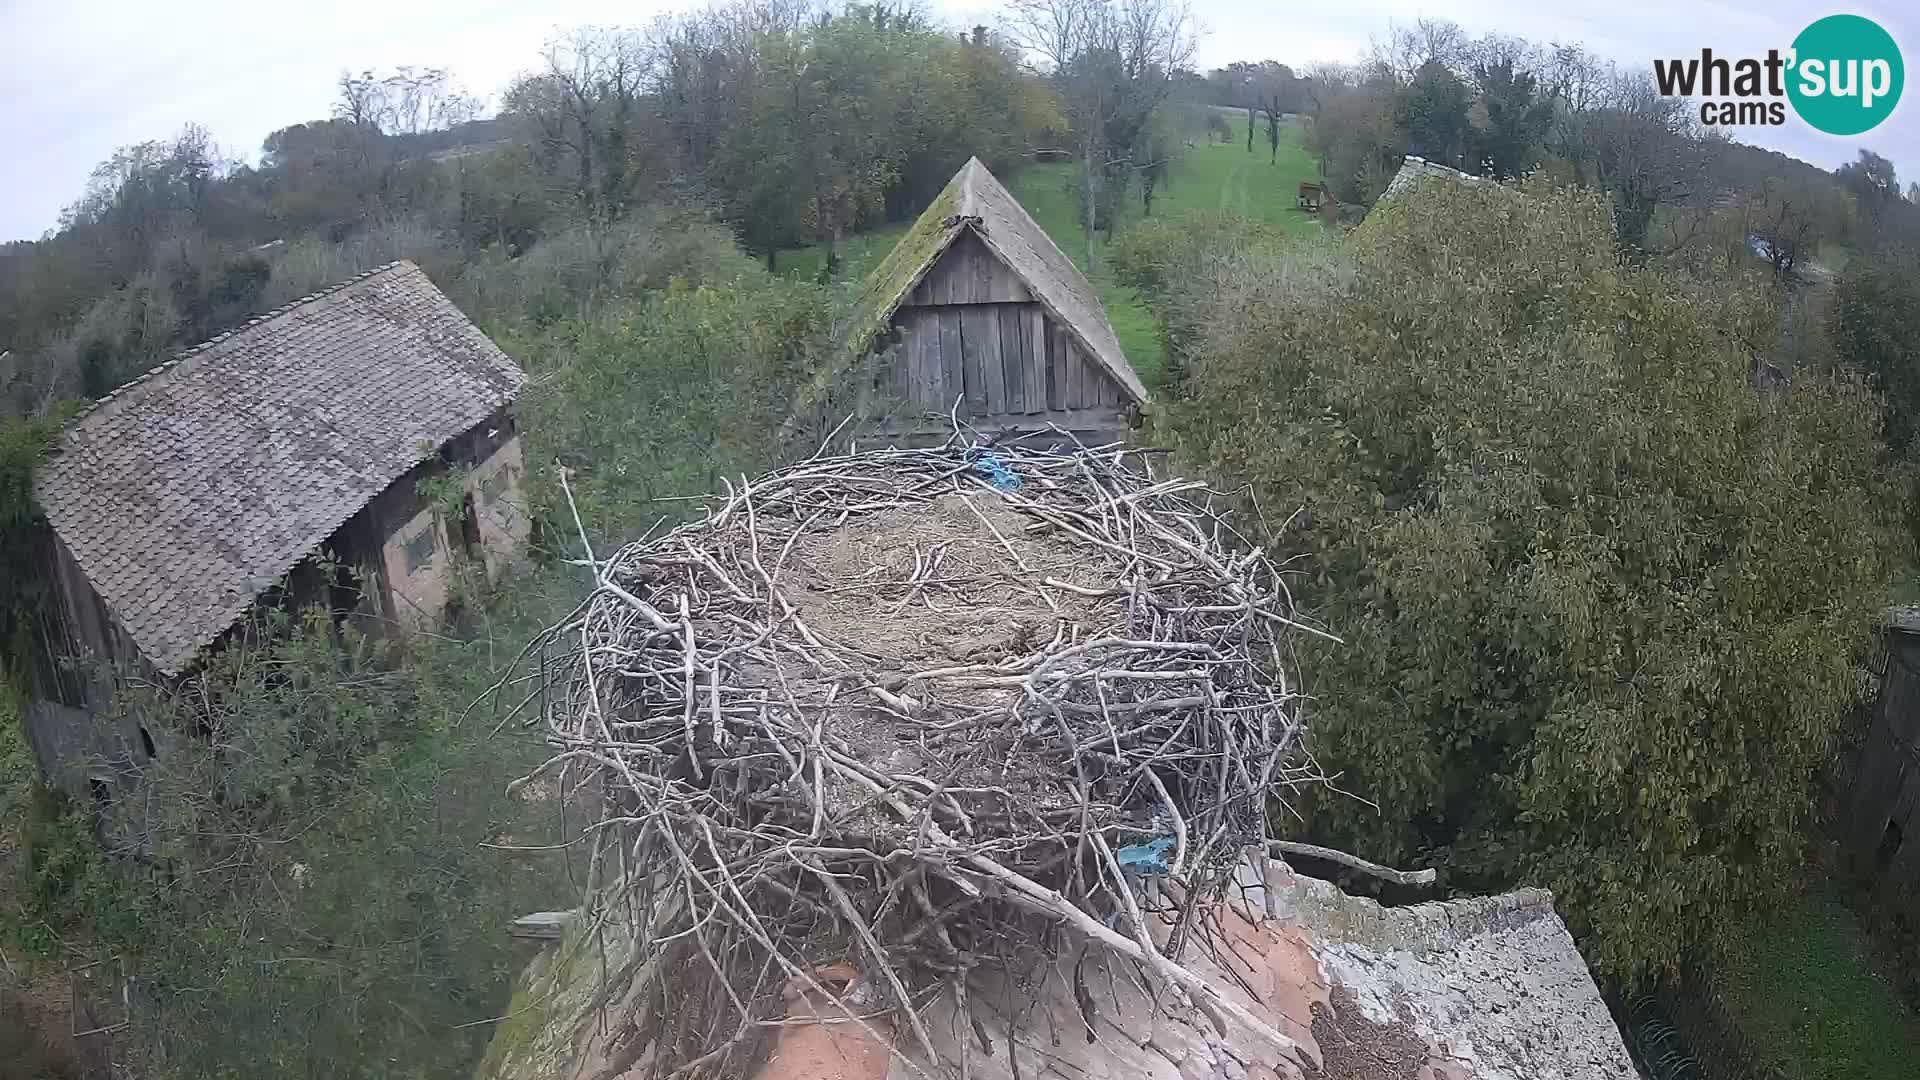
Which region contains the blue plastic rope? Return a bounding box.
[966,448,1023,492]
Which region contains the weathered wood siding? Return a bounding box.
[874,235,1133,441]
[888,305,1123,416]
[1840,622,1920,916]
[906,231,1033,306]
[23,407,530,800]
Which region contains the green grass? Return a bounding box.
[1712,887,1920,1080]
[783,122,1323,390]
[779,224,911,285]
[1155,124,1323,237]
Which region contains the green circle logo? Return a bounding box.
[1788,15,1904,135]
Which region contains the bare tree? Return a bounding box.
[503,28,654,225]
[1004,0,1196,269]
[1245,62,1298,164]
[1370,18,1468,82]
[335,67,478,136]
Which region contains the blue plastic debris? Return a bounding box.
[966,448,1023,492]
[1115,836,1176,877]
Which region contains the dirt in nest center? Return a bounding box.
[779,492,1105,669]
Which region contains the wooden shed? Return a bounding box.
[23,262,530,799]
[836,158,1148,445]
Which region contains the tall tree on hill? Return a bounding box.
[1302,63,1404,205]
[1394,60,1469,164]
[1005,0,1196,270]
[1370,17,1468,82]
[1572,71,1716,251]
[1466,52,1555,178]
[1836,149,1907,242]
[502,29,656,227]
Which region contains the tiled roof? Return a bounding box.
[34,261,524,675]
[846,157,1149,405]
[1381,154,1486,200]
[482,861,1638,1080]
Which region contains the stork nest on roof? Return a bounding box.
[507,438,1331,1078]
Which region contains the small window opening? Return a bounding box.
[1876,819,1904,873]
[401,525,437,573]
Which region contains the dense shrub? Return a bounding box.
[510,271,835,548]
[454,208,756,328]
[1831,247,1920,455]
[1108,210,1328,385]
[1159,176,1908,978]
[11,581,580,1080]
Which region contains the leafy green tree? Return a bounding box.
[1467,56,1554,178]
[1832,247,1920,454]
[1394,60,1469,164]
[1157,176,1907,978]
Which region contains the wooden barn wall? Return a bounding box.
[24,530,165,799]
[883,303,1128,425]
[31,530,148,711]
[23,407,528,798]
[907,231,1033,306]
[1840,625,1920,913]
[870,229,1132,442]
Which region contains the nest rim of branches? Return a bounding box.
[511,432,1330,1078]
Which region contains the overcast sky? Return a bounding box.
[1,0,1913,241]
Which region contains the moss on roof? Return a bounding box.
[841,171,966,359]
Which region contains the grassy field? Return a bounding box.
[783,121,1323,388]
[1712,886,1920,1079]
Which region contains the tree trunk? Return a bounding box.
[1082,133,1097,273]
[1247,107,1255,154]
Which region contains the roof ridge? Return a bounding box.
[64,260,411,429]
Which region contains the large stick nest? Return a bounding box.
[514,439,1328,1078]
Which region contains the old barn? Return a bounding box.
[24,261,529,797]
[840,157,1148,444]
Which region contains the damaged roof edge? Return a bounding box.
[477,861,1637,1080]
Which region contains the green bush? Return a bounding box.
[1831,247,1920,455]
[1108,210,1325,386]
[1160,175,1908,978]
[511,272,834,548]
[453,208,758,328]
[11,579,581,1079]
